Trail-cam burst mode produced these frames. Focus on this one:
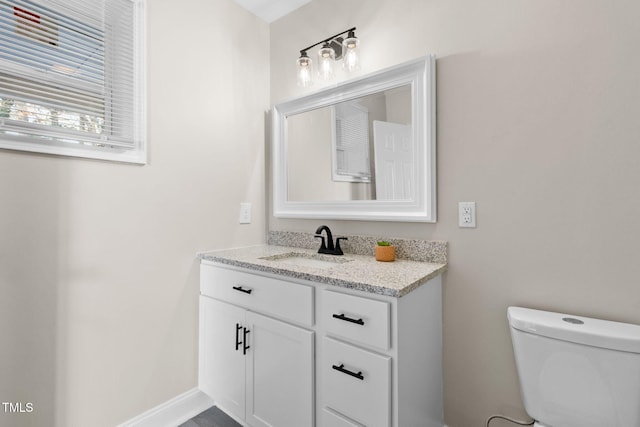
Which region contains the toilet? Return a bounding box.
[508,306,640,427]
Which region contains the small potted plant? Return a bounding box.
[375,241,395,262]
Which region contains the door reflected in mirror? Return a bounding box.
[287,85,412,202]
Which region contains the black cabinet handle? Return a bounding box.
[332,364,364,380]
[235,323,243,351]
[332,313,365,325]
[232,285,252,294]
[243,327,250,355]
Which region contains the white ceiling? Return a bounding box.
[232,0,312,23]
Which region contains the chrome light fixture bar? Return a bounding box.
[296,27,360,87]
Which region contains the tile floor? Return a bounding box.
[179,406,241,427]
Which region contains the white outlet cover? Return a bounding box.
[458,202,476,228]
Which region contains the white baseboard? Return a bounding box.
[117,388,445,427]
[117,388,214,427]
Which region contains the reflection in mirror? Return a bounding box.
[272,55,436,222]
[333,101,370,184]
[287,85,412,202]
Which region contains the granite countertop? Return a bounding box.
[199,245,447,298]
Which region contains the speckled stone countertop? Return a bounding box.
[199,245,447,298]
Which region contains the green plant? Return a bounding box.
[377,241,391,246]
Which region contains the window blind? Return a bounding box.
[334,103,370,179]
[0,0,145,162]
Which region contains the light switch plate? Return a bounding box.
[239,202,251,224]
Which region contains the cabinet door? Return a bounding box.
[245,311,314,427]
[199,296,246,421]
[322,408,365,427]
[323,337,391,427]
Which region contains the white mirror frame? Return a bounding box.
[272,55,436,222]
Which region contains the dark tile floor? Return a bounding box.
[179,406,241,427]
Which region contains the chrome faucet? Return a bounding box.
[314,225,347,255]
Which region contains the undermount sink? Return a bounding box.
[259,252,352,270]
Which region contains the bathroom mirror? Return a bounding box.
[272,55,436,222]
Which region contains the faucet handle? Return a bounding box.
[334,237,348,255]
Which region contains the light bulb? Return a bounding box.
[296,52,313,87]
[317,43,335,80]
[342,33,360,72]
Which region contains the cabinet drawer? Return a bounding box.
[323,337,391,427]
[201,264,313,326]
[323,290,390,350]
[322,408,364,427]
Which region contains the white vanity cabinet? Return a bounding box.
[316,282,443,427]
[319,291,392,427]
[199,263,314,427]
[199,259,444,427]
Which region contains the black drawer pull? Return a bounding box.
[243,328,250,355]
[232,285,252,294]
[235,323,243,351]
[332,364,364,380]
[332,313,365,325]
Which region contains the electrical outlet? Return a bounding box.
[239,202,251,224]
[458,202,476,228]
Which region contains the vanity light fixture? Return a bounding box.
[296,27,360,87]
[317,41,336,80]
[296,51,313,88]
[342,29,360,72]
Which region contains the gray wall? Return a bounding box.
[0,0,269,425]
[270,1,640,426]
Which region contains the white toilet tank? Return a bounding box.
[508,306,640,427]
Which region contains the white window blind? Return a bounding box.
[0,0,145,163]
[333,102,371,182]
